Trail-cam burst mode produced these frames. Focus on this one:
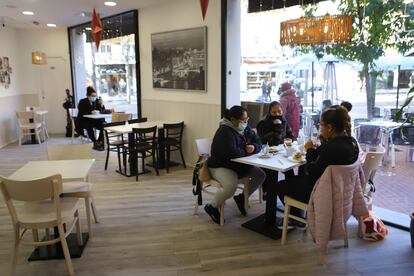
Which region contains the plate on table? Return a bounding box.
[259,154,272,159]
[288,156,305,163]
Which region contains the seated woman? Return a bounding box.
[277,106,359,228]
[205,105,266,224]
[257,101,294,146]
[256,101,295,200]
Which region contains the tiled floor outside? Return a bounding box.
[373,144,414,215]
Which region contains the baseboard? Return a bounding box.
[0,138,18,149]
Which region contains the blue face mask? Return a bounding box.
[238,122,248,132]
[89,96,97,102]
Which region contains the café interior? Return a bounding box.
[0,0,414,275]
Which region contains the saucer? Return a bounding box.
[259,154,271,159]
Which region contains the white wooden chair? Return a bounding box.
[281,164,365,263]
[0,174,82,276]
[47,144,98,238]
[193,138,249,226]
[362,147,385,210]
[16,111,43,146]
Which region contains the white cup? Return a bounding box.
[285,145,295,156]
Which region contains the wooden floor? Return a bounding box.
[0,137,413,276]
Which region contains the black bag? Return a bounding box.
[192,156,203,205]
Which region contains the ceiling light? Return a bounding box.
[104,2,117,7]
[47,23,56,27]
[22,11,34,15]
[85,27,92,31]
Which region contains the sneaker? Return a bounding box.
[233,194,247,216]
[276,219,296,230]
[292,220,307,230]
[93,144,104,151]
[204,204,221,225]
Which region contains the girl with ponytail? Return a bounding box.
[276,106,359,228]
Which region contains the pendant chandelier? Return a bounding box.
[280,15,353,46]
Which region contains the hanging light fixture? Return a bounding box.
[280,15,353,46]
[31,51,47,65]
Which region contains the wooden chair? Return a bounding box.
[0,174,82,276]
[129,126,159,181]
[281,164,366,262]
[68,108,85,144]
[111,112,132,123]
[193,138,249,226]
[362,147,385,210]
[164,122,186,173]
[103,121,128,171]
[46,144,98,238]
[16,111,43,146]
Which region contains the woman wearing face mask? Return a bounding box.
[204,105,266,224]
[257,101,294,146]
[76,86,105,151]
[256,101,296,207]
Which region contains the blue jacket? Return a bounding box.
[207,123,262,178]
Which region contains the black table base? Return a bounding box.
[242,214,284,240]
[28,233,89,261]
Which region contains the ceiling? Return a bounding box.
[0,0,169,29]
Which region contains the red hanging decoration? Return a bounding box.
[91,8,103,50]
[200,0,209,20]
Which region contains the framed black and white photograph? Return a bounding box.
[3,57,9,68]
[152,27,207,91]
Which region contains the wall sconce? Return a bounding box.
[32,51,47,65]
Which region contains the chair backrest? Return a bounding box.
[68,108,78,118]
[0,174,63,202]
[164,121,184,141]
[355,125,382,145]
[132,126,157,150]
[128,117,148,124]
[103,121,127,144]
[112,112,132,123]
[353,118,370,127]
[47,144,93,160]
[195,138,212,157]
[0,174,64,226]
[362,148,385,185]
[16,111,35,121]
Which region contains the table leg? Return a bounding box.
[241,171,282,240]
[28,226,89,261]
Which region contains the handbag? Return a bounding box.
[198,156,211,182]
[360,211,388,241]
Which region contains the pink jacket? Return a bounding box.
[307,161,369,254]
[279,90,300,139]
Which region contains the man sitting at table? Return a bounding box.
[76,86,105,151]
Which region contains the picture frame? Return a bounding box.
[0,57,12,89]
[151,27,207,91]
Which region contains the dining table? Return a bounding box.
[9,159,95,261]
[232,147,305,240]
[105,121,180,176]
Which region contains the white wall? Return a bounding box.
[0,27,38,147]
[139,0,222,164]
[17,29,71,135]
